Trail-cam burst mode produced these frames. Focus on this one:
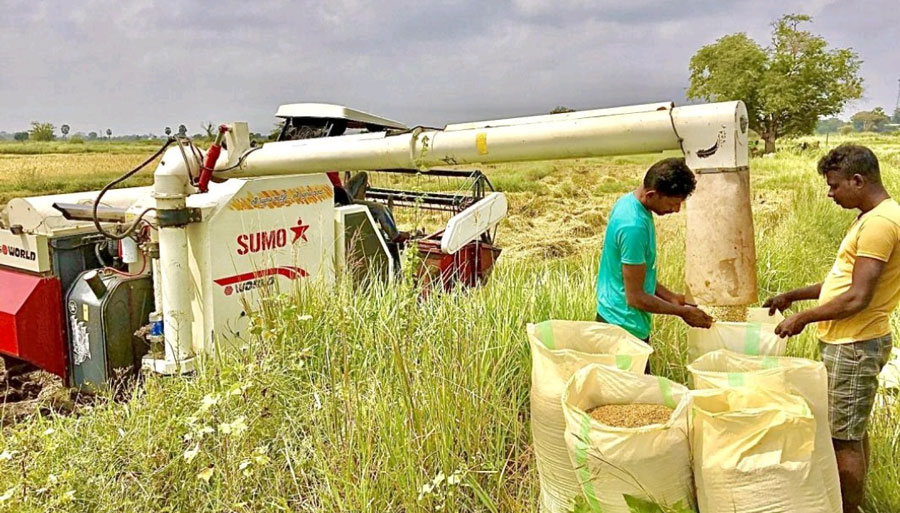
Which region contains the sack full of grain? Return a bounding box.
[687,309,785,363]
[562,364,693,513]
[687,349,840,513]
[528,320,653,513]
[692,387,824,513]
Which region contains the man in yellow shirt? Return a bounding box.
[764,144,898,513]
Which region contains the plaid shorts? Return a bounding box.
[820,335,894,441]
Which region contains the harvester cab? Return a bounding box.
[274,103,409,140]
[271,103,505,289]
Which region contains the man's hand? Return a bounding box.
[681,305,713,329]
[774,314,808,338]
[763,294,794,316]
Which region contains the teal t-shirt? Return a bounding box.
[596,192,657,339]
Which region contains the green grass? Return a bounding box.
[0,134,898,511]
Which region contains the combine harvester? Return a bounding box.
[0,101,755,387]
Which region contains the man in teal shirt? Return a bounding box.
[596,157,712,351]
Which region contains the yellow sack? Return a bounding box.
[562,364,693,513]
[692,387,823,513]
[528,320,653,513]
[687,350,841,513]
[687,313,785,363]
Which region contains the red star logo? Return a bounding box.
[290,219,309,243]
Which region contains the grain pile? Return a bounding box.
[701,305,749,322]
[587,403,674,428]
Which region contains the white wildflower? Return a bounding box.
[447,470,464,486]
[417,482,434,501]
[183,445,200,463]
[198,394,220,413]
[197,467,214,482]
[218,416,248,437]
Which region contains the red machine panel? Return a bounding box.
[0,268,66,378]
[418,239,501,292]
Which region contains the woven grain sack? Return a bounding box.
[687,316,785,363]
[692,387,824,513]
[528,321,653,513]
[562,364,693,513]
[687,350,841,513]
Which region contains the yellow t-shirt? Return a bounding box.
[818,198,900,344]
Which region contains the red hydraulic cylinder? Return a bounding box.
[197,125,228,193]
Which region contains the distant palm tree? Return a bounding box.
[165,126,172,136]
[60,124,70,139]
[106,128,112,139]
[177,124,187,137]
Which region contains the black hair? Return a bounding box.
[817,144,881,183]
[643,157,696,198]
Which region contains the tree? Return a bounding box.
[106,128,112,139]
[88,131,98,140]
[893,107,900,124]
[203,122,214,138]
[850,108,890,132]
[816,117,844,134]
[13,131,28,142]
[164,126,172,136]
[29,121,55,142]
[687,14,863,153]
[550,106,575,114]
[177,124,187,137]
[60,124,70,139]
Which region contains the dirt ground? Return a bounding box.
[0,358,79,426]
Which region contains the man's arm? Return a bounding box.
[763,283,823,315]
[775,257,885,337]
[623,264,712,328]
[655,282,689,306]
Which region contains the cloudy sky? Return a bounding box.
[0,0,896,135]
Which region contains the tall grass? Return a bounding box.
[0,135,897,511]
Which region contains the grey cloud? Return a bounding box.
[0,0,895,135]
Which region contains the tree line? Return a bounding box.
[816,108,900,134]
[0,122,266,143]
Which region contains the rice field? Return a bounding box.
[0,133,898,511]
